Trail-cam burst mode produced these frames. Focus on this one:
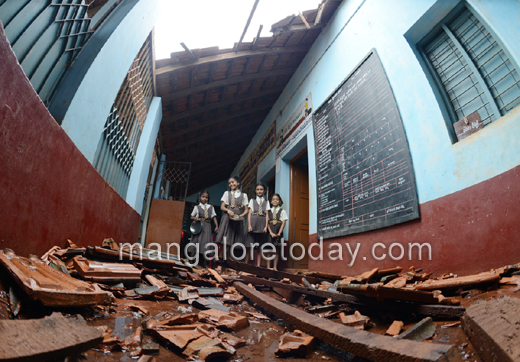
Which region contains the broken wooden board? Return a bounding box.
[222,260,326,284]
[0,312,103,361]
[337,282,440,304]
[415,272,500,290]
[462,296,520,362]
[208,268,226,284]
[86,246,191,272]
[72,256,142,283]
[0,249,113,307]
[240,275,465,319]
[235,282,453,362]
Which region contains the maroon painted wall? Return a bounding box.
[0,25,140,257]
[308,164,520,277]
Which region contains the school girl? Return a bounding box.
[266,193,287,270]
[216,176,249,256]
[190,190,218,266]
[245,183,270,266]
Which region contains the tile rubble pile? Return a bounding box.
[0,239,519,361]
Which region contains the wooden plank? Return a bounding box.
[0,250,113,307]
[240,275,465,319]
[235,0,260,52]
[222,260,326,285]
[158,67,297,101]
[252,25,263,49]
[415,272,500,290]
[298,11,311,29]
[86,246,191,272]
[180,42,198,60]
[337,283,440,304]
[72,256,142,283]
[159,46,308,75]
[234,282,453,362]
[161,86,283,124]
[462,296,520,362]
[0,312,103,361]
[208,268,225,284]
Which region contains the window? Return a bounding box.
[419,6,520,140]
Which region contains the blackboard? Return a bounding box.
[313,50,419,239]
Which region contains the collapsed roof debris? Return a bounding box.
[1,240,520,361]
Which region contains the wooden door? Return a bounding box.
[289,160,309,269]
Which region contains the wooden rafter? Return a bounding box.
[162,87,284,125]
[164,104,271,139]
[158,45,309,75]
[160,66,296,103]
[163,111,268,148]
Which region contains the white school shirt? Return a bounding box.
[270,206,288,221]
[248,196,270,211]
[191,203,217,218]
[221,190,248,207]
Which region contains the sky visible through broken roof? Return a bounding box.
[155,0,322,60]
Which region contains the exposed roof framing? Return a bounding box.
[155,0,341,194]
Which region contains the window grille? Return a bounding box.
[0,0,94,103]
[421,7,520,136]
[156,162,192,201]
[93,33,154,197]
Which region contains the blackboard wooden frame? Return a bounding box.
[313,49,420,240]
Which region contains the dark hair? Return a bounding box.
[228,175,241,189]
[255,183,266,191]
[271,193,283,206]
[198,190,210,203]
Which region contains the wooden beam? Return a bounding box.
[157,47,308,75]
[240,275,465,319]
[162,103,272,138]
[235,282,454,362]
[222,259,326,284]
[298,11,311,29]
[235,0,260,53]
[252,24,263,49]
[160,67,296,102]
[314,2,326,26]
[180,42,198,60]
[161,86,284,124]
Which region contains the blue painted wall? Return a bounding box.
[229,0,520,236]
[59,0,160,163]
[126,97,162,214]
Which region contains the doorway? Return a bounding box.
[289,149,309,269]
